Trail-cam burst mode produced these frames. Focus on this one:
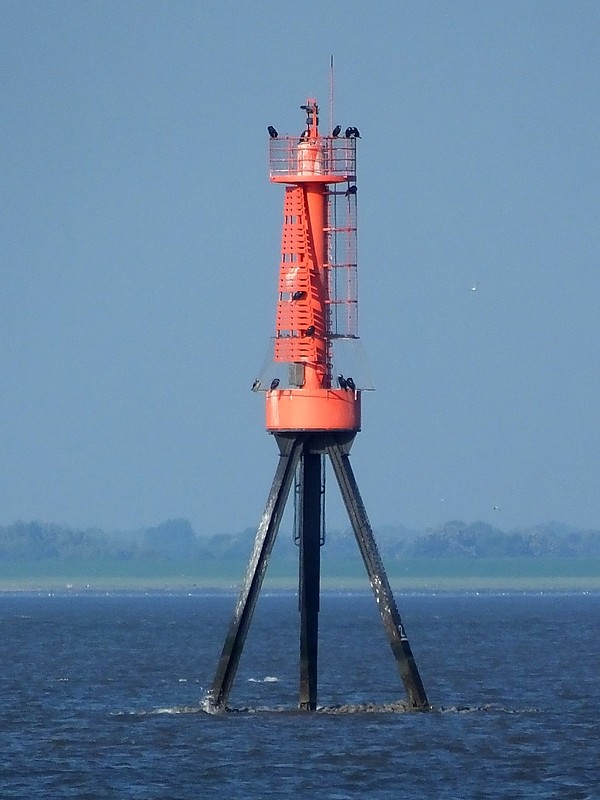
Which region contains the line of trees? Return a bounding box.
[1,518,600,562]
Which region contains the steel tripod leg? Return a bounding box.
[208,434,304,711]
[327,440,429,709]
[298,450,321,710]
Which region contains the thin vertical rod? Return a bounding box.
[298,450,322,710]
[209,434,304,711]
[327,440,429,709]
[329,54,334,135]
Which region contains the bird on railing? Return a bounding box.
[251,378,261,392]
[332,125,341,137]
[345,184,358,197]
[270,378,280,390]
[337,374,348,390]
[346,377,356,391]
[267,125,278,139]
[304,325,315,337]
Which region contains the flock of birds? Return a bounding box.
[336,374,356,391]
[251,373,357,393]
[267,125,360,140]
[250,377,280,392]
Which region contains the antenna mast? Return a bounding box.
[329,54,334,135]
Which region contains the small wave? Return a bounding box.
[248,676,280,683]
[112,693,541,718]
[436,704,542,715]
[112,705,206,717]
[185,701,543,715]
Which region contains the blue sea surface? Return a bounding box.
[0,591,598,798]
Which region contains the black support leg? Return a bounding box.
[327,438,429,709]
[208,434,304,711]
[298,450,322,710]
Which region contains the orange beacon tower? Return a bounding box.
[209,99,428,713]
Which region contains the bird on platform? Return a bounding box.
[270,378,280,390]
[332,125,341,137]
[299,129,310,142]
[251,378,261,392]
[345,184,358,197]
[346,376,356,391]
[337,374,348,390]
[345,127,361,138]
[305,325,315,337]
[267,125,278,139]
[292,290,306,301]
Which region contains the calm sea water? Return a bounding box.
[0,591,598,799]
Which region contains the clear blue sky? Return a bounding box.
[1,1,599,536]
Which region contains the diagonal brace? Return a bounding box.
[208,434,304,711]
[327,439,429,709]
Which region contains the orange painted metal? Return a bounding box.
[274,186,326,371]
[266,389,361,432]
[266,98,360,432]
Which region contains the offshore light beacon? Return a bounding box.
[208,98,429,712]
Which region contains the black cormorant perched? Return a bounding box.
[270,378,280,390]
[332,124,341,137]
[292,290,306,301]
[346,376,356,391]
[345,127,360,138]
[345,184,358,197]
[251,378,261,392]
[267,125,278,139]
[337,374,348,390]
[351,126,361,138]
[305,325,315,337]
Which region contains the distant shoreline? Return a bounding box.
[1,576,599,594]
[1,557,599,594]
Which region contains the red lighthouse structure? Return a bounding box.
[208,99,428,712]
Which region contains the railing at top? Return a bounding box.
[269,136,356,181]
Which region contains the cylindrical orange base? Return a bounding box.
[266,390,361,432]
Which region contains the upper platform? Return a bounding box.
[269,135,356,184]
